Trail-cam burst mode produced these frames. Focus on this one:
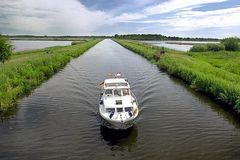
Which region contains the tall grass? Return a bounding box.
[190,51,240,76]
[190,43,225,52]
[206,43,225,51]
[0,39,101,112]
[114,39,240,113]
[113,39,165,62]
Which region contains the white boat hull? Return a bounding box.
[98,75,139,130]
[99,104,139,130]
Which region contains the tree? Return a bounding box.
[0,35,12,63]
[221,37,240,51]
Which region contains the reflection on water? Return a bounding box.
[100,126,138,151]
[168,75,240,129]
[0,106,17,122]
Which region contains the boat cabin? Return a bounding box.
[104,78,129,89]
[101,78,134,114]
[104,88,130,97]
[103,78,131,97]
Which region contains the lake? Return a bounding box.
[11,40,72,52]
[142,40,219,51]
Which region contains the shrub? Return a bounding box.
[206,43,225,51]
[0,35,12,63]
[190,45,207,52]
[221,37,239,51]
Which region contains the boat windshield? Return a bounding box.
[114,89,122,96]
[105,89,130,97]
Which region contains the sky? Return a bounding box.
[0,0,240,38]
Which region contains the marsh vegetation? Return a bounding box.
[0,39,101,112]
[190,37,240,52]
[114,39,240,113]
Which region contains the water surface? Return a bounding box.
[1,39,240,160]
[143,40,219,51]
[11,40,72,52]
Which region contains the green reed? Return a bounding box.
[0,39,101,112]
[114,39,240,113]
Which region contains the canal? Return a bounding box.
[1,39,240,160]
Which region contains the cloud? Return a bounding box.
[107,0,234,26]
[132,0,157,7]
[0,0,239,37]
[171,6,240,31]
[109,13,147,23]
[0,0,110,35]
[143,0,228,15]
[132,6,240,31]
[107,0,240,33]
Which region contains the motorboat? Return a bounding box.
[99,73,139,130]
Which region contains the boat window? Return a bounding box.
[116,100,122,105]
[125,107,133,112]
[122,89,130,96]
[117,108,123,112]
[105,89,113,96]
[106,108,115,113]
[114,89,122,96]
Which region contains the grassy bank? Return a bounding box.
[0,39,101,112]
[114,39,240,113]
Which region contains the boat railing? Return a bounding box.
[131,92,138,105]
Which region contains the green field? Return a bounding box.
[0,39,101,112]
[114,39,240,113]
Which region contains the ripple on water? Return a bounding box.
[1,39,240,160]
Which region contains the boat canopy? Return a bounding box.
[104,78,129,89]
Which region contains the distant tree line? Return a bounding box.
[114,34,219,41]
[5,34,220,41]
